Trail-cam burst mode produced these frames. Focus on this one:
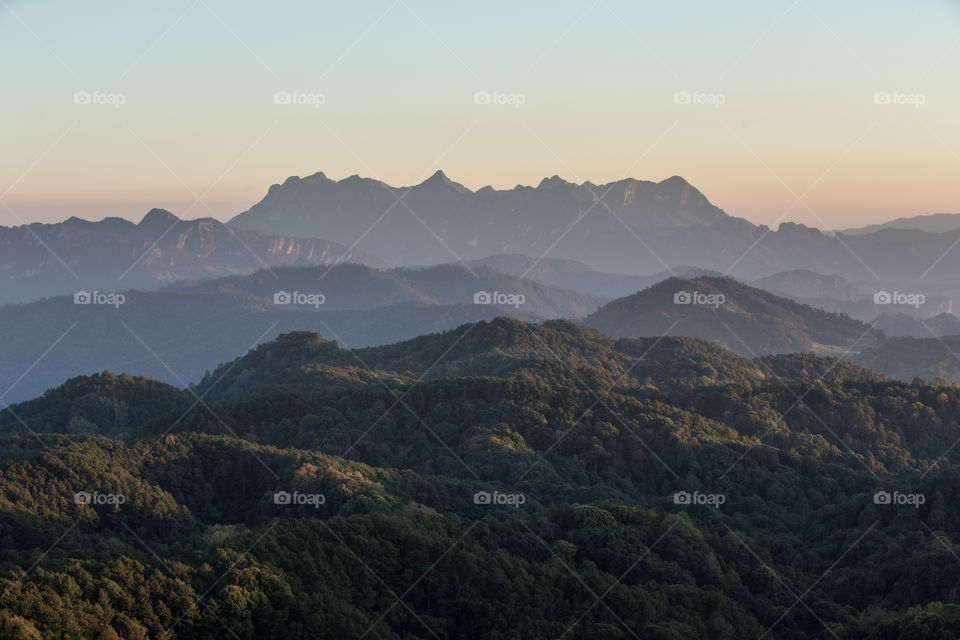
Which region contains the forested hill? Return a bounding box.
[1,320,960,638]
[585,275,880,356]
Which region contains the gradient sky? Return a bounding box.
[2,0,958,229]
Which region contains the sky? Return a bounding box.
[1,0,958,230]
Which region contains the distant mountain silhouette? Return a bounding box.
[228,171,960,289]
[0,263,597,403]
[0,209,382,304]
[839,212,960,235]
[872,312,960,338]
[584,276,881,356]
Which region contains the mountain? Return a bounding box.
[228,171,757,273]
[584,275,880,356]
[0,263,599,403]
[465,254,717,299]
[2,320,960,638]
[873,312,960,338]
[852,336,960,383]
[228,171,960,291]
[750,268,867,302]
[0,209,383,304]
[840,212,960,235]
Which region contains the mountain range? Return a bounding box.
[229,171,960,293]
[0,263,597,403]
[5,262,960,405]
[2,319,960,637]
[840,212,960,235]
[0,209,381,304]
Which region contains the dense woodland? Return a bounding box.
[1,318,960,638]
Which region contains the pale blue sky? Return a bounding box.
[2,0,958,228]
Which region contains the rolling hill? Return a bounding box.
[584,276,880,356]
[0,264,598,403]
[0,320,959,638]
